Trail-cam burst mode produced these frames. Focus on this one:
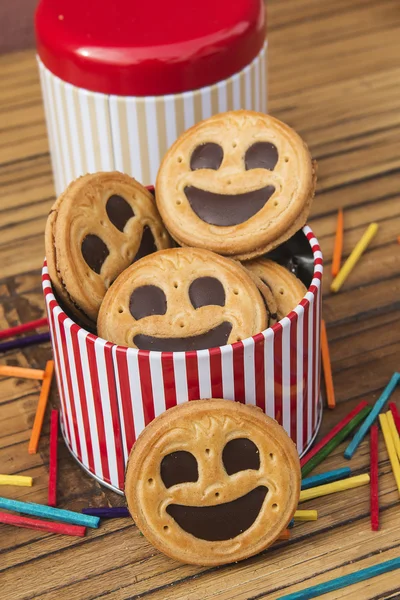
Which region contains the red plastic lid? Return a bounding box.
[35,0,265,97]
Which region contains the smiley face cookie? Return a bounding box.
[156,110,316,260]
[97,247,269,350]
[125,399,301,565]
[245,258,307,320]
[45,172,171,326]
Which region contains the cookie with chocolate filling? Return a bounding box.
[97,247,269,350]
[155,110,316,260]
[45,172,171,327]
[125,399,301,565]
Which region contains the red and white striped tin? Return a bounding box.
[42,226,323,493]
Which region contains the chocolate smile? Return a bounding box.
[133,322,232,351]
[166,485,268,541]
[184,185,276,226]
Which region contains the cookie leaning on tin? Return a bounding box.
[155,110,317,260]
[125,399,301,566]
[97,247,269,350]
[45,172,171,327]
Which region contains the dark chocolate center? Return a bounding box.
[190,143,223,170]
[222,438,260,475]
[129,285,167,320]
[245,142,279,171]
[133,225,158,263]
[184,186,275,227]
[189,277,225,308]
[161,451,199,488]
[166,486,268,541]
[81,235,109,274]
[106,194,134,232]
[133,322,232,351]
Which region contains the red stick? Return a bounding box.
[370,424,379,531]
[0,317,48,341]
[389,402,400,436]
[0,511,86,537]
[300,400,369,467]
[48,409,59,507]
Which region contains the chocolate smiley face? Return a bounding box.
[156,110,317,260]
[45,172,171,326]
[125,399,301,566]
[97,247,269,350]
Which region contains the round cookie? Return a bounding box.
[97,247,269,350]
[45,172,171,326]
[156,110,316,260]
[245,258,307,320]
[125,399,301,566]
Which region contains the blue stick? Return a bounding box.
[277,556,400,600]
[0,332,51,353]
[301,467,351,490]
[82,507,130,518]
[0,496,99,529]
[344,372,400,460]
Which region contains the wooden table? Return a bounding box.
[1,1,400,598]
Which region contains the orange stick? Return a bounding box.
[331,208,344,277]
[28,360,55,454]
[0,365,45,381]
[321,319,336,409]
[397,235,400,245]
[278,529,290,541]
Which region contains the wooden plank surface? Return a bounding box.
[0,1,400,598]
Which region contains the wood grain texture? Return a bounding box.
[0,1,400,598]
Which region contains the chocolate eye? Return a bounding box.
[222,438,260,475]
[245,142,279,171]
[81,235,109,274]
[189,277,225,308]
[106,195,134,232]
[132,226,158,263]
[161,451,199,488]
[190,143,223,170]
[129,285,167,320]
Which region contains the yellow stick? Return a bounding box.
[294,510,318,521]
[379,413,400,497]
[299,474,370,503]
[0,365,45,380]
[387,411,400,461]
[0,474,33,487]
[331,223,378,293]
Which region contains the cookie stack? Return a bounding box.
[45,110,316,350]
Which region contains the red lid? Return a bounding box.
[35,0,265,96]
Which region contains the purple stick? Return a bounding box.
[82,507,130,518]
[0,332,51,353]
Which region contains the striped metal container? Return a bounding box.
[42,226,323,493]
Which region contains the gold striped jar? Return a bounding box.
[35,0,267,194]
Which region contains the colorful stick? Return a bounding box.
[320,319,335,409]
[0,365,45,380]
[331,208,344,277]
[301,401,368,468]
[299,474,370,503]
[278,530,290,541]
[302,406,372,478]
[48,410,59,507]
[82,507,130,518]
[0,332,51,353]
[0,474,32,487]
[387,411,400,461]
[278,556,400,600]
[379,413,400,497]
[28,360,55,455]
[370,424,379,531]
[389,402,400,435]
[293,510,318,521]
[331,222,379,293]
[344,372,400,460]
[0,511,85,537]
[0,317,48,341]
[301,467,351,490]
[0,496,100,528]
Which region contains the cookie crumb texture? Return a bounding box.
[97,247,269,350]
[44,172,171,326]
[156,110,316,260]
[125,399,301,565]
